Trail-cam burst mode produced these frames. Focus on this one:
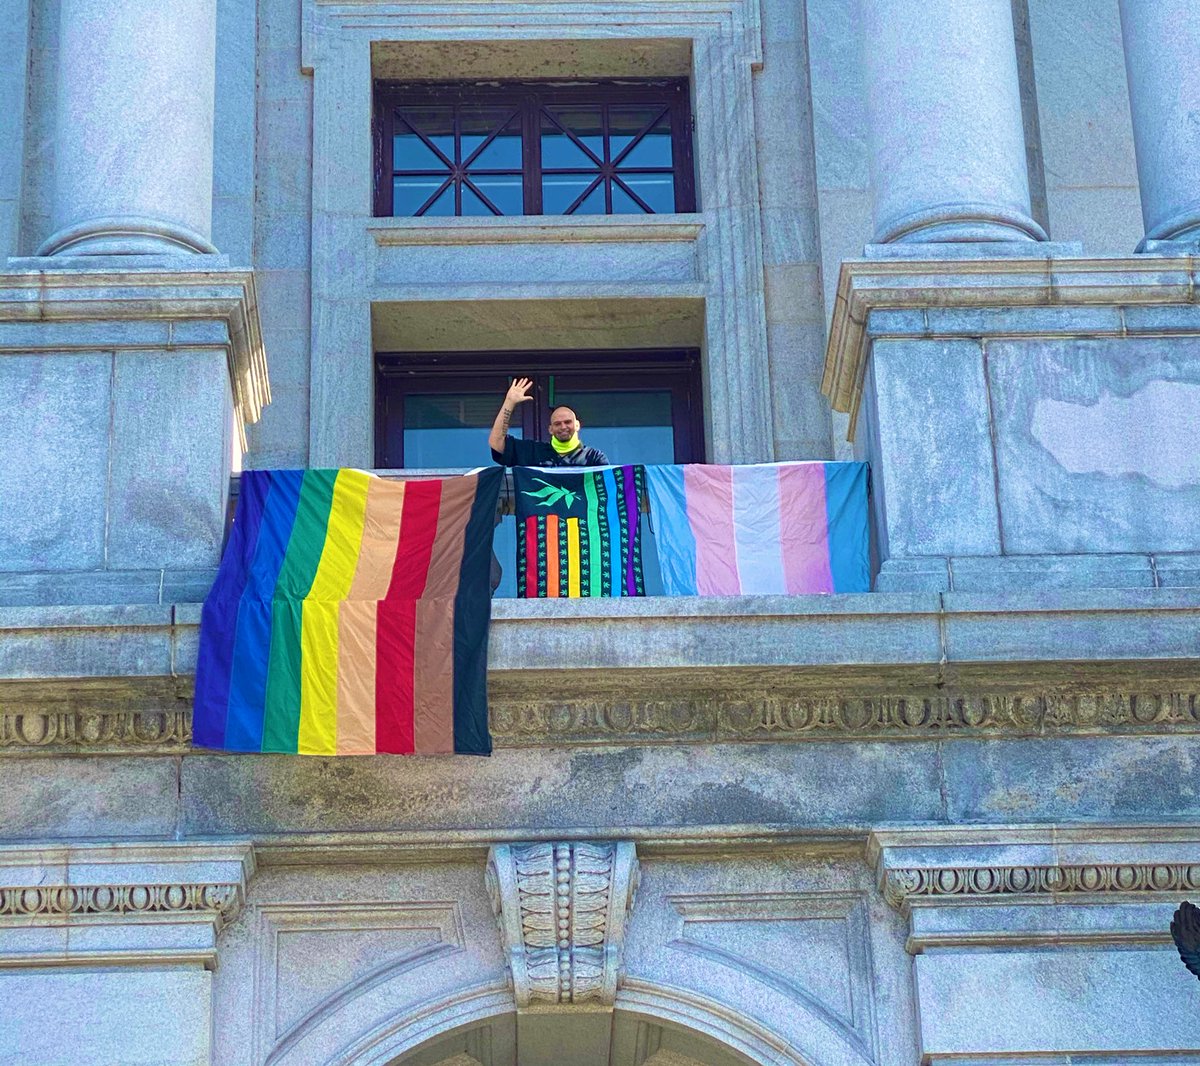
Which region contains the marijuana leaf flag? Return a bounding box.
[512,465,645,597]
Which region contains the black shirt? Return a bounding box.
[492,435,610,468]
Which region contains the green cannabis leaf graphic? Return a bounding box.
[522,479,580,510]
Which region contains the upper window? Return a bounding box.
[374,80,696,217]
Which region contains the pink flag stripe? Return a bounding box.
[778,463,835,593]
[684,464,741,595]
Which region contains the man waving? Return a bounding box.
[488,377,609,468]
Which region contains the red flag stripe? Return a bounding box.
[376,479,443,753]
[524,517,539,598]
[375,599,417,753]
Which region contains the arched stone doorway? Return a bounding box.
[384,1006,766,1066]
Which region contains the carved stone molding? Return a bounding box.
[881,863,1200,911]
[7,681,1200,758]
[0,882,245,932]
[0,708,191,752]
[485,841,639,1009]
[6,687,1200,754]
[489,689,1200,745]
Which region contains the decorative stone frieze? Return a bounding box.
[0,708,191,752]
[881,863,1200,912]
[490,688,1200,745]
[0,882,244,931]
[5,687,1200,754]
[485,841,638,1009]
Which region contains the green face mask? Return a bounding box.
[550,432,581,455]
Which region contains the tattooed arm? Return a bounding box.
[488,377,533,454]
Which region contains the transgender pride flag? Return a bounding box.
[645,461,870,595]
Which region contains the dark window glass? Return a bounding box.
[402,393,524,469]
[375,349,703,469]
[554,389,676,464]
[375,80,695,217]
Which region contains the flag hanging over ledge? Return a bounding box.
[645,461,870,595]
[513,465,645,598]
[193,467,503,756]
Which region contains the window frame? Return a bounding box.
[374,348,705,468]
[373,79,697,217]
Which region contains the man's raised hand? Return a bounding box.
[489,377,534,453]
[505,377,534,408]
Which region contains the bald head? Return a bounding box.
[548,405,580,443]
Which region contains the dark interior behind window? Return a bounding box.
[374,80,696,217]
[375,349,704,468]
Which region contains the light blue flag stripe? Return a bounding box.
[644,465,698,596]
[824,462,871,592]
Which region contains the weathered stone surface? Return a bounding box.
[867,339,1001,557]
[986,336,1200,554]
[0,353,110,572]
[0,969,213,1066]
[1028,0,1142,253]
[915,950,1200,1059]
[179,742,947,837]
[0,757,179,840]
[212,0,255,265]
[940,735,1200,824]
[107,348,231,569]
[0,604,178,679]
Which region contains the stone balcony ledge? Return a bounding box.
[0,589,1197,754]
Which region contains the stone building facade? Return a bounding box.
[2,0,1200,1062]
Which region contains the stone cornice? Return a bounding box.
[0,258,270,442]
[4,679,1199,754]
[0,842,255,967]
[0,882,245,931]
[821,252,1200,437]
[881,863,1200,912]
[869,826,1200,913]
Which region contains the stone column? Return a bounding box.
[1118,0,1200,246]
[38,0,218,256]
[859,0,1046,244]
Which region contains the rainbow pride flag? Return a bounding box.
[193,467,502,755]
[644,461,869,595]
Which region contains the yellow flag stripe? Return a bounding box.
[299,470,371,755]
[567,517,581,598]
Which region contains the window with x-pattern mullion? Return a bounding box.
[540,102,676,214]
[376,80,695,217]
[391,104,525,217]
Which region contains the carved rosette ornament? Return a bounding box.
[486,841,638,1009]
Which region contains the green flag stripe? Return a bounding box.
[261,469,337,752]
[584,473,602,598]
